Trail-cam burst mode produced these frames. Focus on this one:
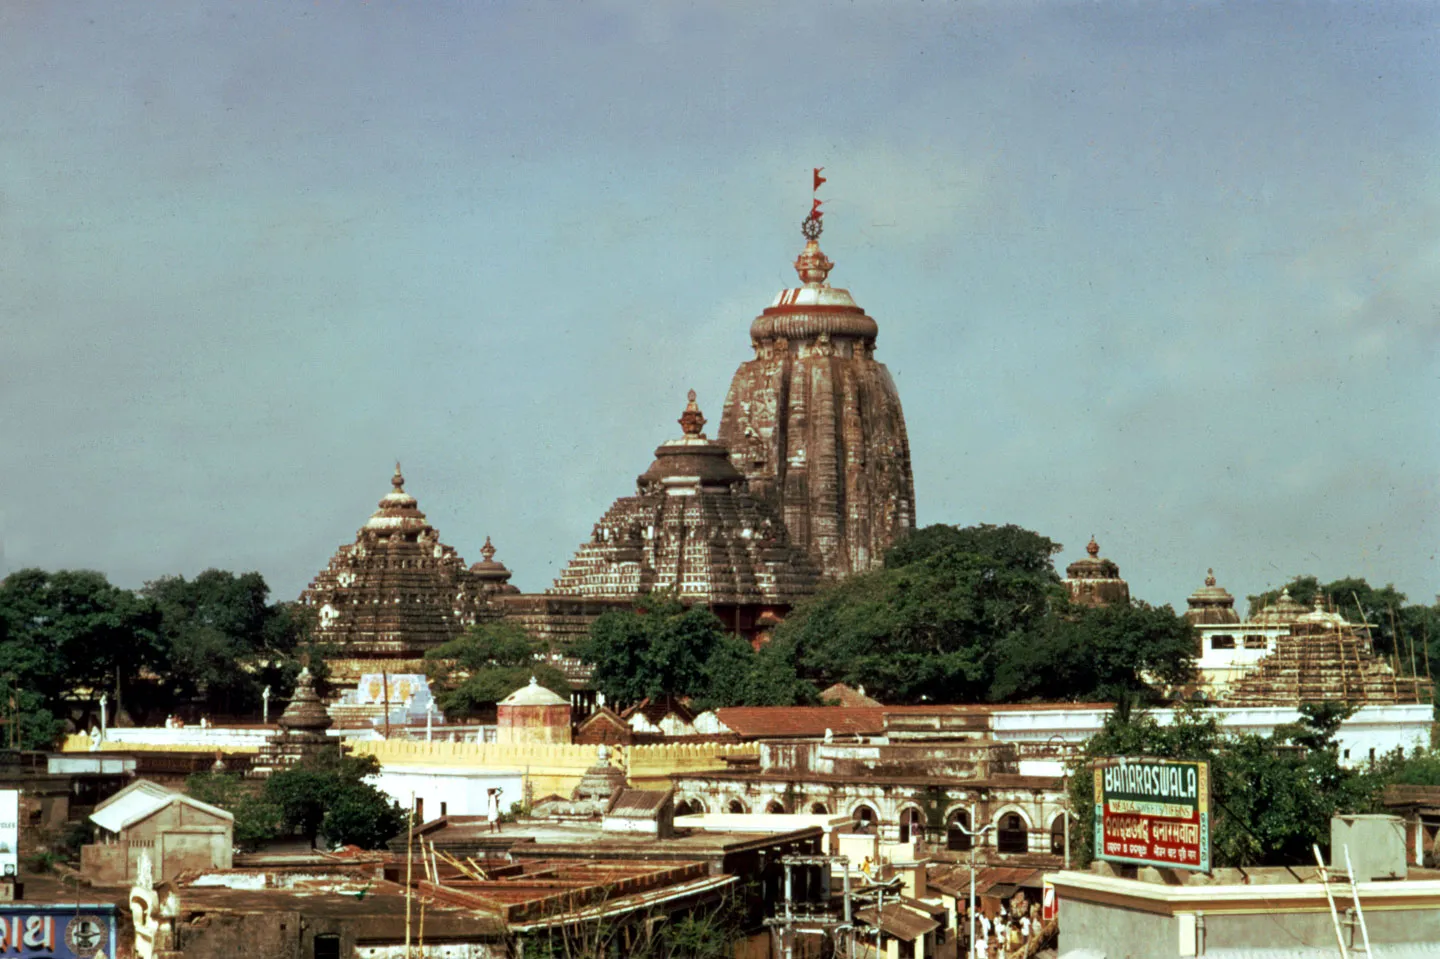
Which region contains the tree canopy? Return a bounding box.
[1067,702,1385,867]
[424,621,570,719]
[191,749,405,850]
[774,524,1195,705]
[577,593,814,711]
[143,569,310,717]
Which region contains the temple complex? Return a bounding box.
[717,212,915,579]
[1062,538,1131,607]
[299,464,508,683]
[549,392,822,643]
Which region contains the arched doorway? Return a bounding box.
[898,807,923,844]
[946,808,973,852]
[1050,814,1066,856]
[726,798,749,815]
[675,798,706,817]
[852,804,877,834]
[765,800,786,814]
[997,812,1028,854]
[809,802,829,815]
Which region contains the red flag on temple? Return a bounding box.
[810,198,824,218]
[813,167,827,192]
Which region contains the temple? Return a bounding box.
[549,391,822,643]
[1190,580,1433,707]
[717,212,915,579]
[299,464,510,683]
[1062,537,1131,607]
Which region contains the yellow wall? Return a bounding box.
[60,735,260,754]
[351,740,756,800]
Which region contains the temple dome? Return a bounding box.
[1250,587,1309,626]
[1063,537,1131,607]
[469,536,519,593]
[551,392,822,607]
[500,676,569,707]
[1185,569,1240,625]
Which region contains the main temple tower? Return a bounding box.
[717,206,915,578]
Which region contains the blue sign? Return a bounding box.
[0,905,117,958]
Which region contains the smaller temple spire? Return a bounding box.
[392,461,405,490]
[1087,536,1100,558]
[678,389,707,437]
[1205,568,1217,588]
[481,535,496,563]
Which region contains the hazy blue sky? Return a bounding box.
[3,2,1436,613]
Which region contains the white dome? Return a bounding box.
[499,676,568,707]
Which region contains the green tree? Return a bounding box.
[143,570,308,718]
[578,593,813,709]
[1067,702,1373,868]
[262,750,404,849]
[185,771,282,850]
[0,569,166,744]
[991,601,1196,702]
[885,523,1063,573]
[778,535,1063,703]
[424,621,570,719]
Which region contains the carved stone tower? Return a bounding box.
[717,215,916,579]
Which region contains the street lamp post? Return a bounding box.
[955,804,997,959]
[262,686,271,725]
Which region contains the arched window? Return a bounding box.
[675,798,705,817]
[852,805,877,834]
[809,802,829,815]
[765,800,786,814]
[1050,815,1066,857]
[946,809,972,852]
[898,807,923,844]
[727,798,749,815]
[997,813,1028,854]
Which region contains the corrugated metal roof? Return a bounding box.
[607,789,671,818]
[856,902,940,942]
[90,778,232,833]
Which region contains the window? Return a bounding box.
[1210,634,1236,650]
[727,798,749,814]
[1050,815,1067,856]
[852,805,877,834]
[313,935,340,959]
[414,797,423,822]
[439,802,447,818]
[946,809,972,851]
[898,807,923,844]
[809,802,830,815]
[1243,635,1267,650]
[765,800,786,814]
[997,813,1028,854]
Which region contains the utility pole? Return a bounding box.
[954,805,998,959]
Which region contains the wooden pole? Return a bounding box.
[405,791,415,959]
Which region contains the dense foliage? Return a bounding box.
[773,524,1196,705]
[1067,701,1388,867]
[577,593,814,710]
[424,621,571,718]
[0,567,314,748]
[187,750,405,850]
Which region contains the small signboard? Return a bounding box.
[0,904,116,958]
[1094,758,1210,872]
[0,791,17,880]
[1041,876,1056,921]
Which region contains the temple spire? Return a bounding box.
[678,389,707,437]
